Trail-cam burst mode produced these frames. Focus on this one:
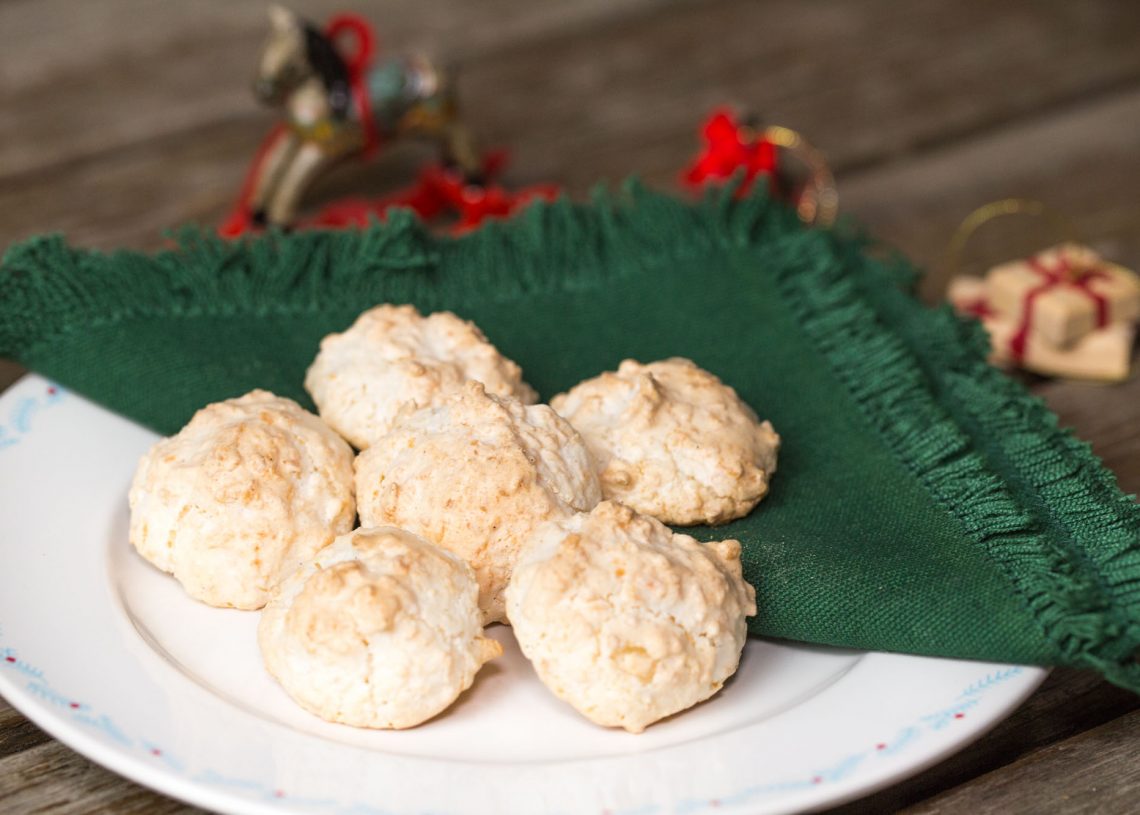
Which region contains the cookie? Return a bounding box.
[506,501,757,733]
[355,381,601,623]
[551,357,779,525]
[259,527,501,729]
[128,390,355,609]
[305,304,538,449]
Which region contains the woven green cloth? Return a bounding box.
[2,183,1139,690]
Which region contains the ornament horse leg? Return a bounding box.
[442,121,483,181]
[265,141,338,227]
[248,132,300,225]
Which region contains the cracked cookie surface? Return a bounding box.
[506,501,757,733]
[128,390,355,609]
[305,304,537,449]
[551,357,779,525]
[259,526,501,729]
[355,381,601,623]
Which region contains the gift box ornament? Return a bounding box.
[985,243,1140,349]
[948,276,1136,382]
[948,242,1140,382]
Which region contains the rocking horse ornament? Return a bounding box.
[222,6,543,235]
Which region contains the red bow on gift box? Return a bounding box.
[1009,251,1109,361]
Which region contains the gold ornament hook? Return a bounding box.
[945,198,1081,280]
[763,125,838,228]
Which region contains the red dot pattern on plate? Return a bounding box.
[0,638,1020,810]
[47,387,57,395]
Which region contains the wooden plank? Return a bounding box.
[459,0,1140,192]
[842,86,1140,303]
[1035,375,1140,495]
[0,699,52,760]
[0,0,666,179]
[0,0,1135,513]
[901,706,1140,814]
[823,668,1140,813]
[0,362,23,392]
[0,739,204,813]
[5,0,1140,250]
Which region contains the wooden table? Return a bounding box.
[2,1,1139,812]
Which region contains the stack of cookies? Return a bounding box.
[128,304,780,733]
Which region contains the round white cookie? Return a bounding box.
[305,304,538,449]
[506,501,757,733]
[259,527,502,729]
[355,380,602,623]
[128,390,355,610]
[551,357,780,525]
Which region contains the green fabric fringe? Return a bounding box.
[760,227,1140,689]
[0,184,805,360]
[2,181,1138,689]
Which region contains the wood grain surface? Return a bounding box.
[1,0,1138,812]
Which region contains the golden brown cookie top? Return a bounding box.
[506,501,757,733]
[128,390,355,609]
[259,526,501,729]
[355,381,601,623]
[305,304,537,449]
[552,358,779,525]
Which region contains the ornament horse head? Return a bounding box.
[246,5,481,228]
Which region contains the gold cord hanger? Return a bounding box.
[945,198,1081,280]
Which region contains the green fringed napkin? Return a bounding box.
[3,184,1139,690]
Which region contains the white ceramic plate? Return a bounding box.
[0,375,1046,815]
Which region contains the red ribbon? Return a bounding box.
[682,109,778,196]
[1008,250,1109,362]
[961,297,995,319]
[302,152,560,233]
[324,14,380,157]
